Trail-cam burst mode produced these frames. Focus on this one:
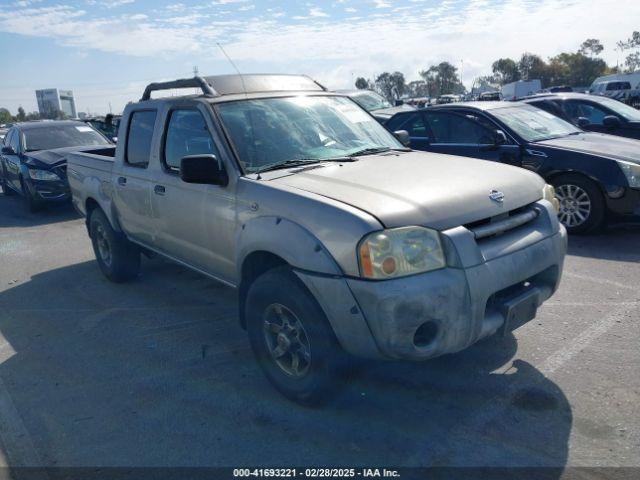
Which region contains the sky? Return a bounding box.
[0,0,639,115]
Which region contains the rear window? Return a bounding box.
[126,110,157,168]
[22,125,110,152]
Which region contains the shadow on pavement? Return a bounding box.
[0,189,80,228]
[0,259,571,475]
[568,221,640,262]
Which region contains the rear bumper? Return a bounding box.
[297,201,567,360]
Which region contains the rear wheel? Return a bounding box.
[552,174,605,234]
[246,266,349,406]
[89,209,140,282]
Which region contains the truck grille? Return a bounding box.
[465,205,539,240]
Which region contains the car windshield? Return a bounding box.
[23,125,110,152]
[491,105,581,142]
[349,91,392,112]
[217,95,402,173]
[590,96,640,122]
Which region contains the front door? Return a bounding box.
[150,105,236,282]
[3,130,23,192]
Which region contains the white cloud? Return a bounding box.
[1,0,640,113]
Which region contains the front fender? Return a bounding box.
[236,216,343,278]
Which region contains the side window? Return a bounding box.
[3,130,14,149]
[564,101,608,125]
[530,101,562,117]
[126,110,157,168]
[425,112,494,144]
[386,113,428,138]
[163,109,218,171]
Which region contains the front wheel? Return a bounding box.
[20,178,43,212]
[89,209,140,282]
[552,174,605,234]
[246,266,349,406]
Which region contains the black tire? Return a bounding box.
[551,174,605,234]
[89,208,140,283]
[20,178,44,212]
[246,266,349,406]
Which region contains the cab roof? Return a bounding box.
[139,74,328,104]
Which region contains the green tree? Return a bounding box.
[355,77,370,90]
[374,71,407,101]
[518,53,547,82]
[491,58,520,85]
[407,80,429,97]
[548,52,608,87]
[579,39,604,57]
[419,62,465,96]
[17,106,26,122]
[0,108,13,124]
[617,32,640,72]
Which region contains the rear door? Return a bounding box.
[150,103,237,282]
[112,109,157,244]
[422,110,521,165]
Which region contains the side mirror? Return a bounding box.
[495,130,508,145]
[576,117,590,128]
[1,146,15,155]
[180,154,228,186]
[602,115,621,129]
[393,130,411,148]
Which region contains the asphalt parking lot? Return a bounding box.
[0,190,638,477]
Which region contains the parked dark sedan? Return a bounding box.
[339,89,414,123]
[0,121,112,211]
[520,93,640,140]
[386,102,640,233]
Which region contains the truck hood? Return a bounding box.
[270,151,545,230]
[535,132,640,165]
[26,146,101,168]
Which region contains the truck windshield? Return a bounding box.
[23,125,111,152]
[491,105,581,142]
[217,96,402,173]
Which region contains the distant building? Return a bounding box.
[35,88,77,119]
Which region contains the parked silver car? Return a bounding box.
[66,74,567,404]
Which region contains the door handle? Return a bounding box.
[154,185,166,196]
[117,177,127,186]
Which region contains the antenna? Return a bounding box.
[193,65,199,77]
[217,42,247,96]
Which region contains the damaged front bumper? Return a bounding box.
[296,201,567,361]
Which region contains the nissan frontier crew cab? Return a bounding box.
[67,75,567,405]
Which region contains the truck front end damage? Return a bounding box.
[296,200,567,361]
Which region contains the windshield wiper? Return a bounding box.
[347,146,393,157]
[253,157,355,175]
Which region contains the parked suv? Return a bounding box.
[386,102,640,233]
[520,92,640,140]
[67,75,566,404]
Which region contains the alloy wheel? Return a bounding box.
[94,224,112,267]
[556,184,592,228]
[262,303,312,378]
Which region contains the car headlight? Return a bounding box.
[358,226,446,279]
[28,169,60,181]
[542,184,560,213]
[617,160,640,188]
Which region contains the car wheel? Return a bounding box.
[89,208,140,283]
[246,266,349,406]
[20,177,43,212]
[552,174,605,234]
